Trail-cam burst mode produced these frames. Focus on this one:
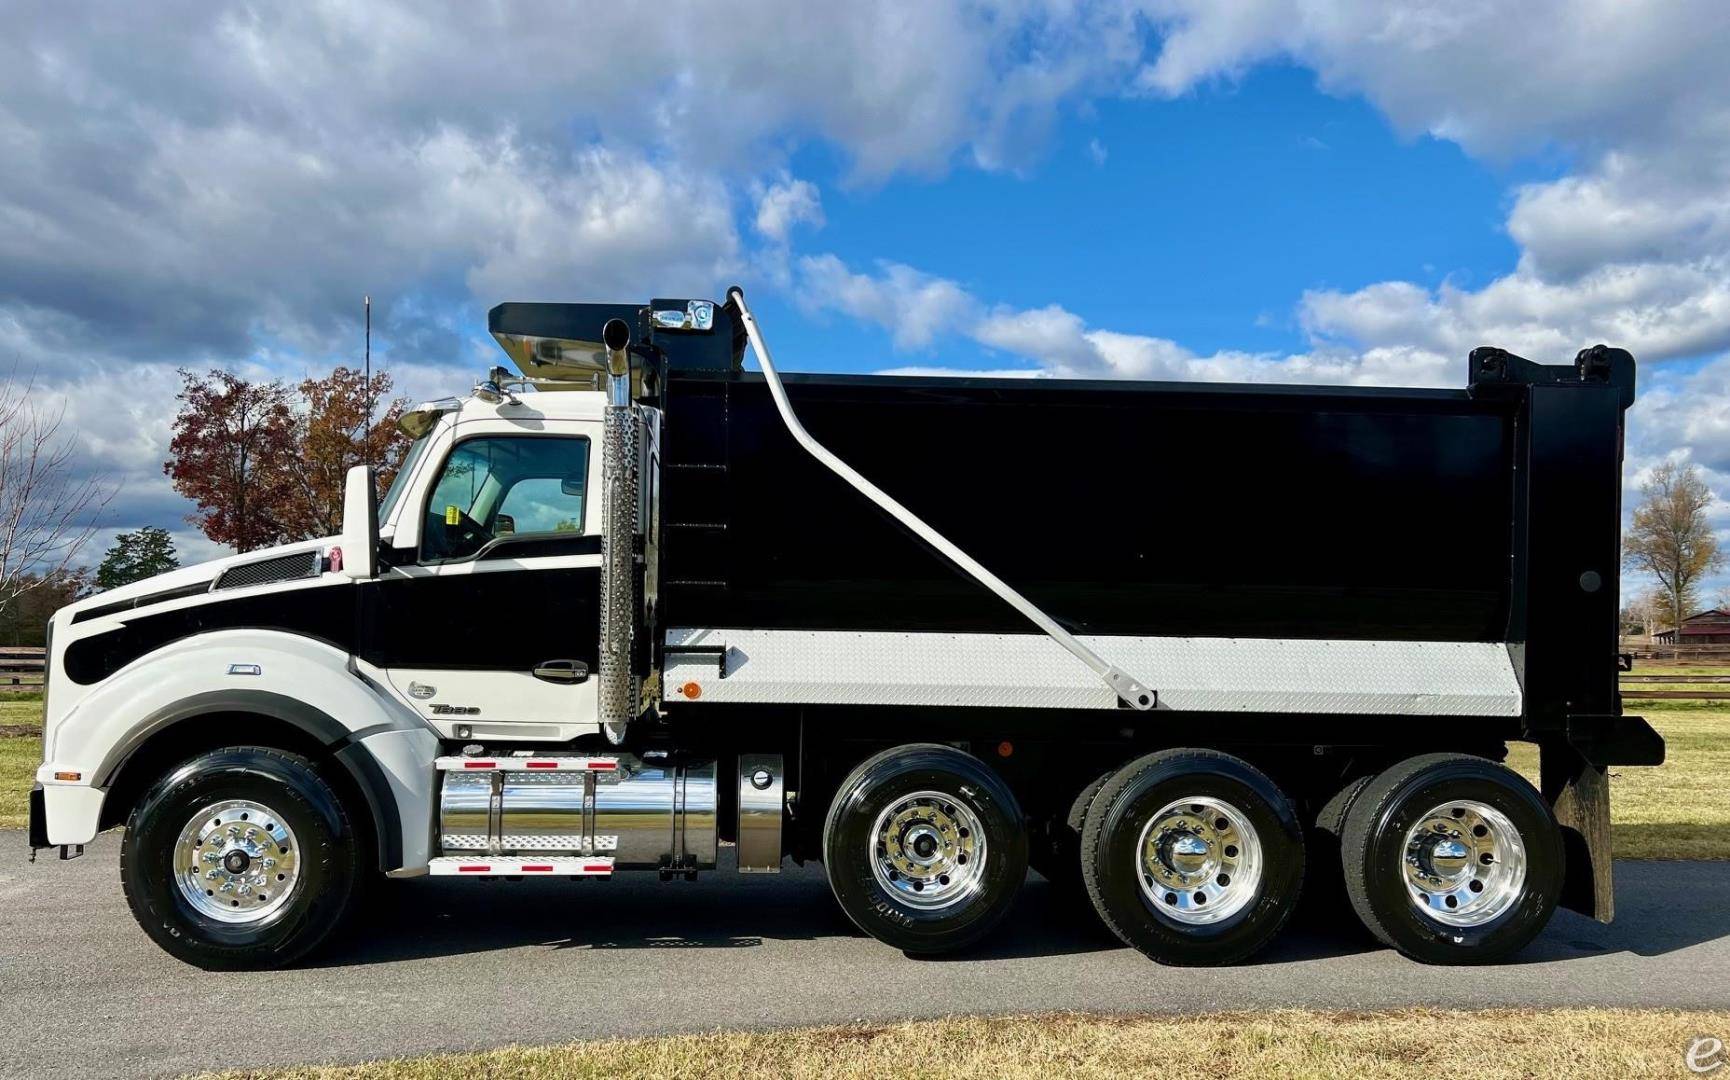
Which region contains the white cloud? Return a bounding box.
[0,1,1181,555]
[0,2,1181,367]
[794,255,975,350]
[800,254,1458,388]
[1136,0,1730,160]
[753,176,826,244]
[1129,0,1730,369]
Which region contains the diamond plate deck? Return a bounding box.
[662,628,1522,716]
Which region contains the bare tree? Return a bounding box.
[1623,460,1725,656]
[0,375,112,614]
[1619,586,1668,640]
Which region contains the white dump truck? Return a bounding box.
[30,288,1662,969]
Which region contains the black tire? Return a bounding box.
[1340,753,1562,965]
[822,743,1027,955]
[1081,748,1305,966]
[1316,773,1375,842]
[1030,770,1113,897]
[1301,773,1376,928]
[120,747,361,970]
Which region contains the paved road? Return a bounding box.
[5,831,1730,1079]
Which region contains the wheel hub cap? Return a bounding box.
[172,799,301,924]
[1401,799,1528,928]
[870,791,987,910]
[1136,796,1263,926]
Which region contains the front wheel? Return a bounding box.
[1339,753,1562,964]
[120,747,360,969]
[822,744,1027,955]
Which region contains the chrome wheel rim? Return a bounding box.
[172,799,301,924]
[1136,796,1263,926]
[1401,799,1527,928]
[870,790,987,910]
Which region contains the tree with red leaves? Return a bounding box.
[164,370,296,552]
[165,367,410,552]
[279,367,408,540]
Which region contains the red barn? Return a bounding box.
[1655,608,1730,644]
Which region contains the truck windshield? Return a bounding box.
[376,431,434,529]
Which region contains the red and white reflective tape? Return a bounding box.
[428,856,615,876]
[433,756,618,772]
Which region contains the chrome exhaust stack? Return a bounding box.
[598,318,639,745]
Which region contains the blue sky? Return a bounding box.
[762,63,1538,375]
[2,2,1728,606]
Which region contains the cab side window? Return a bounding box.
[420,435,590,562]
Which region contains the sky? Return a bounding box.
[2,0,1729,603]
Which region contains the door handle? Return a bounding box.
[532,660,589,684]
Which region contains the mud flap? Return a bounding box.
[1540,743,1613,922]
[28,783,49,852]
[1539,713,1664,923]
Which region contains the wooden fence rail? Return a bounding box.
[0,646,45,691]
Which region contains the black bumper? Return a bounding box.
[28,783,49,851]
[1568,713,1665,767]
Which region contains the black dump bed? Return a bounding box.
[658,346,1637,736]
[663,374,1512,641]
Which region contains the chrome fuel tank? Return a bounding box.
[438,755,716,870]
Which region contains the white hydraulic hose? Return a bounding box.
[726,286,1156,711]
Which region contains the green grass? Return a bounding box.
[205,1008,1730,1080]
[0,735,39,827]
[0,697,42,727]
[1507,707,1730,860]
[1,698,42,827]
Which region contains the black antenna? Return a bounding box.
[363,294,372,476]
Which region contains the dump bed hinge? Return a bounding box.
[726,286,1156,711]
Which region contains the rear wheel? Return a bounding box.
[120,747,360,969]
[1081,748,1305,966]
[1340,753,1562,964]
[822,744,1027,955]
